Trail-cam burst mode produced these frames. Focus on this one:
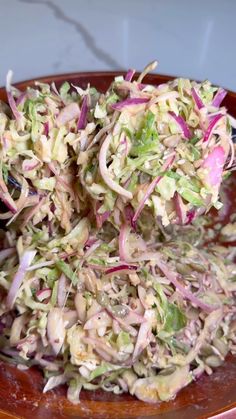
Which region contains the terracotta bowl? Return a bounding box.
[0,73,236,419]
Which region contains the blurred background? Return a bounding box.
[0,0,235,90]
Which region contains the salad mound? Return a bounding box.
[0,63,235,404]
[80,64,233,229]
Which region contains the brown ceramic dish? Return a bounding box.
[0,72,236,419]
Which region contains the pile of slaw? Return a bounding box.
[0,62,235,404]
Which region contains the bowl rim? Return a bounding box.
[0,71,235,95]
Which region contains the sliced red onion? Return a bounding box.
[192,365,205,380]
[125,69,135,82]
[120,133,129,157]
[186,209,196,225]
[26,260,54,271]
[6,250,36,309]
[132,154,175,223]
[59,250,78,260]
[0,248,15,264]
[95,203,110,229]
[77,95,88,130]
[83,239,102,259]
[48,162,75,198]
[124,205,136,230]
[96,210,107,229]
[124,308,145,325]
[0,325,9,338]
[99,134,133,199]
[112,319,121,335]
[56,102,80,127]
[0,348,20,358]
[106,309,137,336]
[94,347,113,363]
[169,111,191,139]
[203,114,224,143]
[43,121,49,136]
[85,237,97,247]
[84,236,97,249]
[1,136,8,151]
[36,358,59,371]
[57,274,67,307]
[202,146,225,186]
[212,88,227,107]
[0,313,13,330]
[137,83,148,90]
[22,159,40,172]
[208,111,225,123]
[105,264,137,275]
[36,288,51,302]
[16,92,27,107]
[111,97,149,111]
[155,258,219,313]
[3,196,39,225]
[191,87,204,110]
[86,263,107,271]
[7,91,22,121]
[17,334,39,357]
[173,192,186,225]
